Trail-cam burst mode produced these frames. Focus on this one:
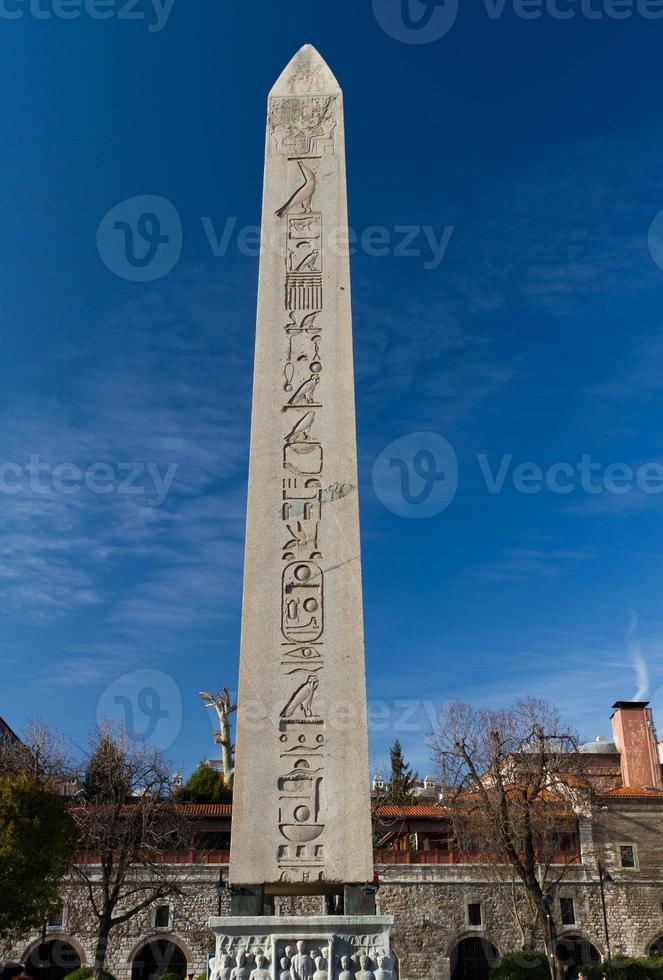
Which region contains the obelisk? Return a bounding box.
[229,45,374,897]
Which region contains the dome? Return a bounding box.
[579,736,618,754]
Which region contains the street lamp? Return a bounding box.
[597,862,614,980]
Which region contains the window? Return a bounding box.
[560,898,575,926]
[468,903,482,926]
[47,902,65,928]
[154,905,170,929]
[619,844,637,869]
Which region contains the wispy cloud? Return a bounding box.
[627,610,649,701]
[0,273,250,650]
[462,547,591,585]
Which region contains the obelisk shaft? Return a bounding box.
[229,46,373,888]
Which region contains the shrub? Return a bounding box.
[63,969,116,980]
[585,957,663,980]
[156,973,185,980]
[490,951,551,980]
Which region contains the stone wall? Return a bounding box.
[3,801,663,980]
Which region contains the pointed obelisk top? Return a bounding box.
[270,44,341,97]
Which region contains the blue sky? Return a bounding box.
[2,0,663,777]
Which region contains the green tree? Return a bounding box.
[176,762,232,804]
[0,772,74,939]
[384,740,418,804]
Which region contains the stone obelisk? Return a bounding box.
[229,45,374,897]
[210,47,393,977]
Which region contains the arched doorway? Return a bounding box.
[131,940,187,980]
[649,936,663,956]
[451,938,499,980]
[25,941,81,980]
[556,935,601,978]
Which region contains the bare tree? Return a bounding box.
[431,698,594,979]
[0,717,71,782]
[69,723,192,980]
[199,688,236,786]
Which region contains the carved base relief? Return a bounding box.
[210,920,394,980]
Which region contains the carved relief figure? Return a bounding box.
[269,96,337,157]
[290,942,315,980]
[276,162,317,218]
[249,955,270,980]
[337,957,354,980]
[279,958,292,980]
[230,953,250,980]
[374,957,394,980]
[287,63,325,95]
[216,955,232,980]
[312,956,328,980]
[356,956,375,980]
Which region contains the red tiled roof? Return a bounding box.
[602,787,663,799]
[374,805,446,818]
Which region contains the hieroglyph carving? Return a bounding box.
[273,93,335,884]
[269,96,338,158]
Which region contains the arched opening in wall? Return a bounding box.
[131,940,187,980]
[25,941,81,980]
[556,935,601,977]
[450,938,499,980]
[649,936,663,956]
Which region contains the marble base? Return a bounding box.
[208,915,394,979]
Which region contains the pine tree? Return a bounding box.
[177,762,232,804]
[385,740,418,803]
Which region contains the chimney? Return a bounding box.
[610,701,663,789]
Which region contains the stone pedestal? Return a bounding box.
[209,916,395,979]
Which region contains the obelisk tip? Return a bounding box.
[270,45,341,97]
